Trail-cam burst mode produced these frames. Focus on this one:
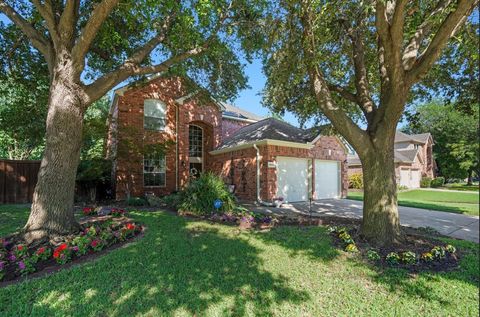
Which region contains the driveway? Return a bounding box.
[245,199,479,243]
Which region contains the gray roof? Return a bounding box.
[395,131,431,144]
[348,148,419,166]
[221,103,264,122]
[216,118,313,150]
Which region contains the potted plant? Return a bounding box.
[273,197,284,208]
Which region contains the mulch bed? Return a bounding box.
[0,215,145,288]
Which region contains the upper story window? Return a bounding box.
[414,144,420,149]
[144,99,166,131]
[143,154,166,187]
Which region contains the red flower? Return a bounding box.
[91,240,99,248]
[126,223,135,230]
[83,207,93,215]
[53,250,60,258]
[17,245,24,251]
[36,247,45,255]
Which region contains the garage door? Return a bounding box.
[315,160,340,199]
[277,157,309,202]
[399,169,421,188]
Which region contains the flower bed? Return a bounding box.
[0,213,143,284]
[179,209,277,230]
[327,225,459,271]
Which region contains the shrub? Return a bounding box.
[348,173,363,189]
[367,250,381,262]
[338,232,354,244]
[146,195,163,207]
[71,236,91,256]
[345,244,358,252]
[386,252,400,265]
[397,185,409,191]
[420,177,432,188]
[177,172,236,216]
[420,252,434,262]
[162,193,182,209]
[127,197,147,206]
[431,246,446,259]
[445,244,456,254]
[431,177,445,188]
[400,251,417,265]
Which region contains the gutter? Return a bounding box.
[252,144,275,207]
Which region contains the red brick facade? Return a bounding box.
[210,136,348,202]
[112,77,221,200]
[110,76,348,201]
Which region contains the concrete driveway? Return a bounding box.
[245,199,479,243]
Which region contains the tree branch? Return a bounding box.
[300,0,369,152]
[0,1,52,60]
[406,0,477,84]
[31,0,60,46]
[327,83,357,104]
[402,0,453,71]
[72,0,119,66]
[85,45,208,102]
[58,0,80,46]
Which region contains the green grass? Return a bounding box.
[0,205,479,316]
[443,183,480,192]
[348,190,480,216]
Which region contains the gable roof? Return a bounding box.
[215,118,310,151]
[348,148,421,166]
[220,103,264,122]
[395,131,432,144]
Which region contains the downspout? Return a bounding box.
[175,103,179,191]
[253,144,275,207]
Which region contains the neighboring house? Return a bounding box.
[107,75,348,203]
[347,131,435,188]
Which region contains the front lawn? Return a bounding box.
[348,190,479,216]
[443,183,479,192]
[0,205,479,316]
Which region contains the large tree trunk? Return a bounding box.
[24,70,86,243]
[359,136,402,246]
[467,169,473,186]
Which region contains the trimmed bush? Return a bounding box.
[127,197,147,206]
[348,173,363,189]
[431,177,445,188]
[420,177,432,188]
[177,172,236,215]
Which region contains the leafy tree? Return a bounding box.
[0,0,267,242]
[263,0,477,245]
[404,102,479,184]
[0,23,49,159]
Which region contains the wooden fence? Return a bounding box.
[0,160,41,204]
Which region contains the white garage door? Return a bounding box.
[315,160,340,199]
[277,157,309,202]
[399,169,421,188]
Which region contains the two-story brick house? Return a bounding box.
[107,76,348,203]
[347,131,435,188]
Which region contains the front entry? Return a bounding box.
[189,125,203,179]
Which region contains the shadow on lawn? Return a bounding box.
[0,205,31,236]
[255,224,479,306]
[1,212,309,316]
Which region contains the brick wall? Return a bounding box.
[114,76,222,200]
[210,136,348,202]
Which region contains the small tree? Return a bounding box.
[263,0,477,245]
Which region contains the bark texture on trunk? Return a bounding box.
[24,70,85,243]
[360,138,402,246]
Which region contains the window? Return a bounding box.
[414,144,419,149]
[143,155,166,186]
[144,99,166,131]
[189,125,203,158]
